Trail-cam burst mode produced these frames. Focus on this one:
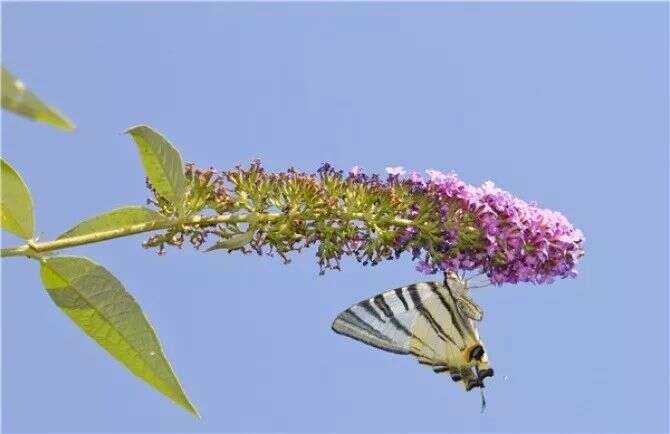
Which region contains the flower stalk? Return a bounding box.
[2,160,584,286]
[147,161,585,285]
[0,212,275,257]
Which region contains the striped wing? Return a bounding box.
[332,282,428,355]
[332,280,494,390]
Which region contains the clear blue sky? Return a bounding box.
[2,3,668,433]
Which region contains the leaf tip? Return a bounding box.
[51,113,77,132]
[173,393,200,418]
[124,124,151,135]
[62,122,77,133]
[186,402,201,419]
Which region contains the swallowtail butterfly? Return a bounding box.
[332,272,494,393]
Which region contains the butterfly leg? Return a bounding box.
[472,346,494,383]
[476,363,494,382]
[433,364,479,390]
[457,367,483,391]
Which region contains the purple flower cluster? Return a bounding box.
[404,168,584,285]
[154,160,583,286]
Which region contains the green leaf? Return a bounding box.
[1,67,76,132]
[57,206,166,240]
[125,125,187,212]
[40,256,199,416]
[0,159,34,239]
[205,230,256,252]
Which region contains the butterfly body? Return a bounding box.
[332,272,493,391]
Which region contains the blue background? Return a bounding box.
[2,3,668,433]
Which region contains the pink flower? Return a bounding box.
[425,169,447,183]
[386,166,406,176]
[409,171,424,184]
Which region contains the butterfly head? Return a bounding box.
[444,271,468,292]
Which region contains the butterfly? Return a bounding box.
[332,272,494,393]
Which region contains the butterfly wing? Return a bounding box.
[332,280,494,390]
[331,294,410,355]
[455,295,484,321]
[445,273,484,321]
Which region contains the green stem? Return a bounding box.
[0,212,277,258]
[1,210,413,259]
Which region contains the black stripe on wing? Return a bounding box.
[360,299,385,323]
[331,309,407,355]
[372,293,415,339]
[394,287,410,310]
[408,284,460,347]
[336,309,389,341]
[373,294,394,318]
[428,282,468,340]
